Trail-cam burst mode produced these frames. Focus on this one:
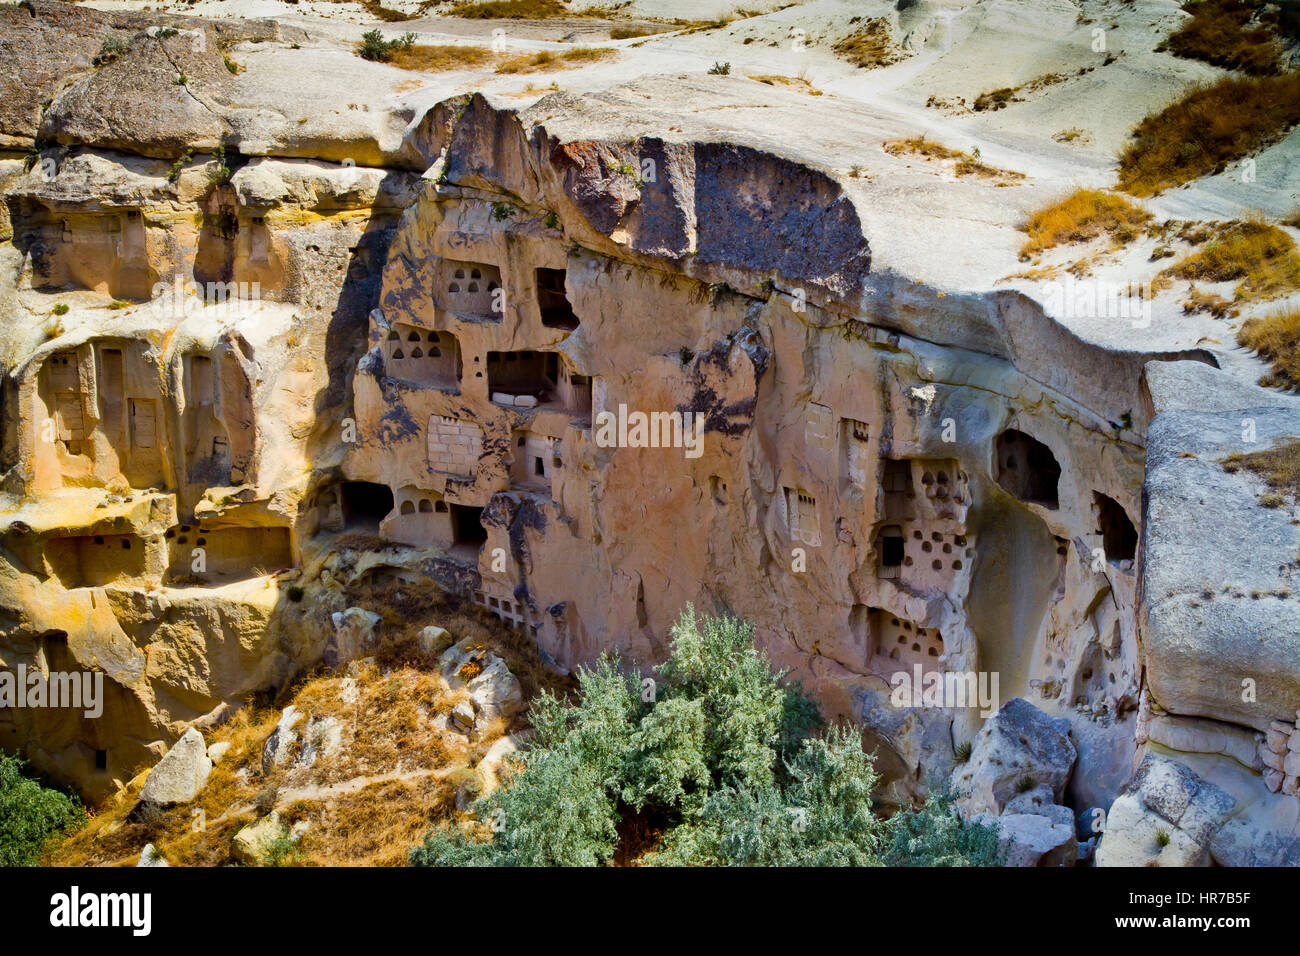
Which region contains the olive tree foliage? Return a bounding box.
[0,752,85,866]
[411,606,1001,867]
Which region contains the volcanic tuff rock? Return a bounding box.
[2,0,1300,865]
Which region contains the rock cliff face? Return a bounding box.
[2,0,1299,864]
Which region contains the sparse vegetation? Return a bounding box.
[1165,0,1284,76]
[833,17,907,69]
[1155,827,1171,847]
[95,34,128,66]
[0,753,85,866]
[974,73,1068,112]
[708,61,731,75]
[973,87,1017,112]
[168,148,194,183]
[1158,216,1300,304]
[1221,436,1300,503]
[52,574,568,867]
[495,47,613,73]
[1240,306,1300,388]
[447,0,568,18]
[1017,189,1152,259]
[357,29,418,63]
[884,138,1025,185]
[611,25,665,40]
[386,43,496,72]
[207,144,232,188]
[1117,74,1300,196]
[52,303,69,316]
[412,607,1002,867]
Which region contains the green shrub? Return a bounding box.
[708,61,731,75]
[0,753,85,866]
[883,786,1005,866]
[358,29,417,63]
[411,607,1001,867]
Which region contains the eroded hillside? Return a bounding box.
[2,0,1300,867]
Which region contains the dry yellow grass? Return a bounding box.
[747,74,822,95]
[883,137,1025,185]
[833,17,907,69]
[1017,189,1152,259]
[447,0,570,18]
[1221,436,1300,507]
[495,47,614,73]
[49,567,572,867]
[1163,0,1284,76]
[1239,306,1300,389]
[1118,74,1300,196]
[1158,216,1300,304]
[386,44,497,72]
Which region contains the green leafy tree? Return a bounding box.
[411,606,1001,867]
[0,753,85,866]
[883,786,1005,866]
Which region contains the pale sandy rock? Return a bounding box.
[232,811,288,865]
[136,843,169,867]
[953,699,1076,815]
[417,625,452,658]
[450,701,475,734]
[206,741,231,764]
[476,734,521,797]
[1095,755,1234,868]
[985,812,1076,868]
[325,608,381,669]
[296,715,342,769]
[1141,406,1300,732]
[261,705,302,775]
[139,727,211,805]
[1003,784,1074,829]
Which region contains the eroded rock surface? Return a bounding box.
[0,0,1298,866]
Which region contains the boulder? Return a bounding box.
[476,734,521,796]
[261,706,302,775]
[451,701,476,734]
[952,698,1076,815]
[1095,755,1235,867]
[296,716,342,770]
[438,639,523,721]
[136,843,168,867]
[1003,784,1075,829]
[139,728,211,805]
[232,811,289,865]
[325,608,381,669]
[417,625,452,658]
[987,812,1077,867]
[1141,400,1300,732]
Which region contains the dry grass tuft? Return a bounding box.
[1117,74,1300,196]
[610,24,669,39]
[1158,215,1300,303]
[833,18,908,69]
[386,44,497,72]
[447,0,570,18]
[49,566,574,866]
[1163,0,1283,76]
[1221,437,1300,506]
[495,47,614,73]
[747,73,822,95]
[884,137,1025,185]
[1018,189,1152,259]
[1239,306,1300,388]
